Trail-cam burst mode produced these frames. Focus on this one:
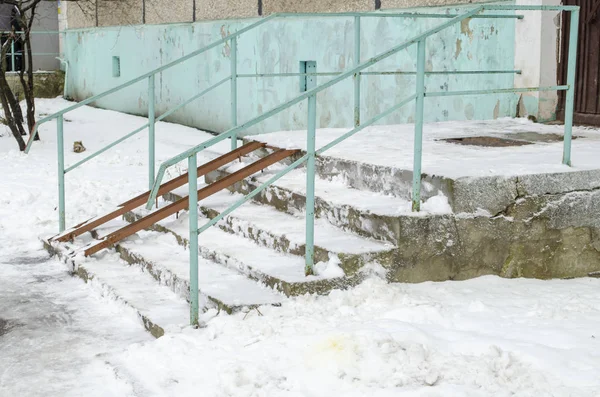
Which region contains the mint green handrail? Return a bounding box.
[25,8,525,236]
[27,5,579,327]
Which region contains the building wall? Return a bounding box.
[65,0,503,28]
[64,4,519,135]
[0,1,60,71]
[30,1,60,71]
[513,0,561,121]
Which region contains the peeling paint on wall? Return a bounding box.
[460,18,474,42]
[454,38,462,59]
[64,5,519,135]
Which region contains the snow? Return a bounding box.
[314,254,345,278]
[107,276,600,396]
[254,170,451,216]
[174,187,394,254]
[251,118,600,178]
[2,98,600,396]
[119,231,286,307]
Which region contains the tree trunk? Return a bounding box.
[18,2,37,139]
[0,40,26,151]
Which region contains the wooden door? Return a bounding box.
[558,0,600,125]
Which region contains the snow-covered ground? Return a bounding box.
[252,119,600,178]
[1,98,600,396]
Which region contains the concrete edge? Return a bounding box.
[42,239,166,338]
[123,211,360,296]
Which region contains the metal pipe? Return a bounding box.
[156,76,230,122]
[425,85,569,97]
[275,12,523,19]
[563,9,579,167]
[354,16,361,127]
[188,154,199,326]
[237,70,523,78]
[57,115,65,232]
[146,6,486,209]
[10,41,15,72]
[64,77,230,175]
[65,123,149,173]
[237,72,341,78]
[483,5,579,11]
[412,39,426,213]
[148,74,156,190]
[231,36,238,151]
[361,69,523,75]
[197,154,309,235]
[25,14,279,152]
[317,94,417,155]
[305,66,317,276]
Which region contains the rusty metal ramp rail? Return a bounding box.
[81,147,298,257]
[50,141,266,244]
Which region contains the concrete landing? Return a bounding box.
[250,118,599,179]
[235,119,600,282]
[249,118,600,215]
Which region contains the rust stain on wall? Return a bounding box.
[460,18,474,42]
[454,38,462,59]
[220,25,231,57]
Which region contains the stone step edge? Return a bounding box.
[162,190,397,275]
[205,169,401,245]
[114,243,263,315]
[42,239,168,339]
[123,211,361,296]
[90,229,281,313]
[243,140,453,202]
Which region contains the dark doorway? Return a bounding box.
[558,0,600,125]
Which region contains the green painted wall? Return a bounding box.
[64,5,518,135]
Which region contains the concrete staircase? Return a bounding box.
[45,139,600,338]
[44,145,402,337]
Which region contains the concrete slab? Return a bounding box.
[250,118,600,214]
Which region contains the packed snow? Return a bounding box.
[1,98,600,396]
[251,118,600,178]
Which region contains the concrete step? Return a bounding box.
[246,141,453,201]
[125,208,360,296]
[205,166,451,245]
[115,230,285,312]
[44,237,188,338]
[164,187,397,274]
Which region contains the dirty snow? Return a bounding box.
[1,98,600,396]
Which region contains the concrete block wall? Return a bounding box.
[64,4,519,135]
[65,0,502,28]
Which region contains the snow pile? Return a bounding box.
[109,276,600,396]
[314,254,345,278]
[1,99,600,396]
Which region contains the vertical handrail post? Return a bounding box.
[10,40,15,72]
[412,39,426,212]
[305,62,317,276]
[563,9,579,166]
[188,153,199,326]
[57,115,65,232]
[148,74,156,190]
[354,16,361,127]
[230,36,238,150]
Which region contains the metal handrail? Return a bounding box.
[24,8,528,234]
[23,13,279,152]
[146,6,488,209]
[26,5,580,326]
[167,5,579,326]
